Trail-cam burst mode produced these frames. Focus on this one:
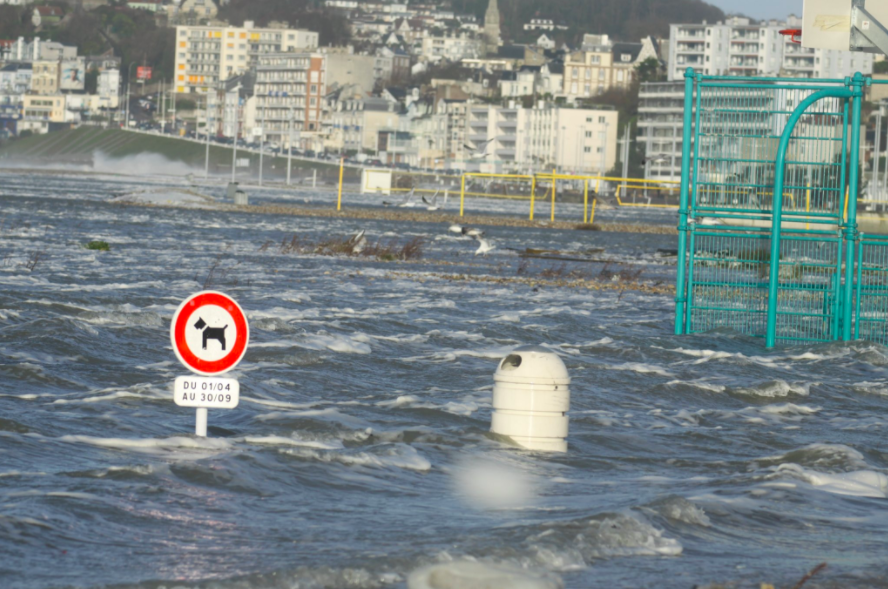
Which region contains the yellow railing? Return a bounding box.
[459,173,535,216]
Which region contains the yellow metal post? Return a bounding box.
[844,185,849,222]
[805,182,811,230]
[336,157,344,211]
[589,198,597,225]
[529,175,536,220]
[550,168,556,222]
[460,174,466,216]
[583,179,588,223]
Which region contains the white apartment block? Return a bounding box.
[637,81,685,181]
[174,22,319,94]
[253,52,326,147]
[419,32,482,63]
[464,103,618,173]
[668,16,874,81]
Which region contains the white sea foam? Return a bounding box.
[377,394,484,416]
[734,380,813,397]
[243,435,344,450]
[407,560,562,589]
[657,497,712,527]
[665,379,726,393]
[401,345,516,364]
[281,443,431,471]
[59,435,232,460]
[775,464,888,498]
[608,362,674,377]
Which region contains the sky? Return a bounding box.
[705,0,803,20]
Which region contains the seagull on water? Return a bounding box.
[473,234,495,255]
[422,190,440,211]
[383,188,416,207]
[347,229,367,254]
[449,224,484,238]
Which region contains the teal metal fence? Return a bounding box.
[674,70,884,348]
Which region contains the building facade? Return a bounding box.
[174,22,319,94]
[464,102,618,173]
[636,81,685,181]
[253,52,326,148]
[667,16,874,81]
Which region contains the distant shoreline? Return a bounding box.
[110,196,679,235]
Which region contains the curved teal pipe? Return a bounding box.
[765,87,855,349]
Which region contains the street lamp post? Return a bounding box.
[259,95,266,187]
[204,91,214,179]
[230,85,241,183]
[287,104,295,186]
[123,62,136,128]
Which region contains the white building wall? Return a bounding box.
[668,18,874,81]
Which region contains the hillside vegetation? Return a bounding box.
[450,0,726,42]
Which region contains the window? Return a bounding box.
[585,68,591,79]
[584,146,591,153]
[585,130,592,138]
[621,54,631,62]
[598,116,606,123]
[598,70,605,80]
[572,69,578,78]
[571,82,578,94]
[617,71,624,81]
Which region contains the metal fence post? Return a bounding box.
[675,68,695,335]
[843,72,866,340]
[459,174,466,217]
[529,175,536,220]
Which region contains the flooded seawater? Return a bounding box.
[2,167,888,589]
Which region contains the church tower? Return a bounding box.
[483,0,501,56]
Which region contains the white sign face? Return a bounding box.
[237,158,250,167]
[252,127,263,137]
[174,375,239,408]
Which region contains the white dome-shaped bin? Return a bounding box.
[490,345,570,452]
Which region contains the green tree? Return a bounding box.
[0,6,31,39]
[635,57,664,83]
[875,61,888,74]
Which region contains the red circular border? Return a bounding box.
[170,291,249,375]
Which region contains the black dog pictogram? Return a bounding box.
[193,317,227,351]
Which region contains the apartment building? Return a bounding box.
[30,60,59,95]
[325,96,401,154]
[562,35,659,99]
[636,81,685,181]
[174,22,319,94]
[253,52,326,148]
[464,102,618,173]
[667,16,873,81]
[419,32,483,63]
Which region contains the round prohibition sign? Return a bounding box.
[171,291,249,375]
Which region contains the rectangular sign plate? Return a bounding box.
[174,376,239,408]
